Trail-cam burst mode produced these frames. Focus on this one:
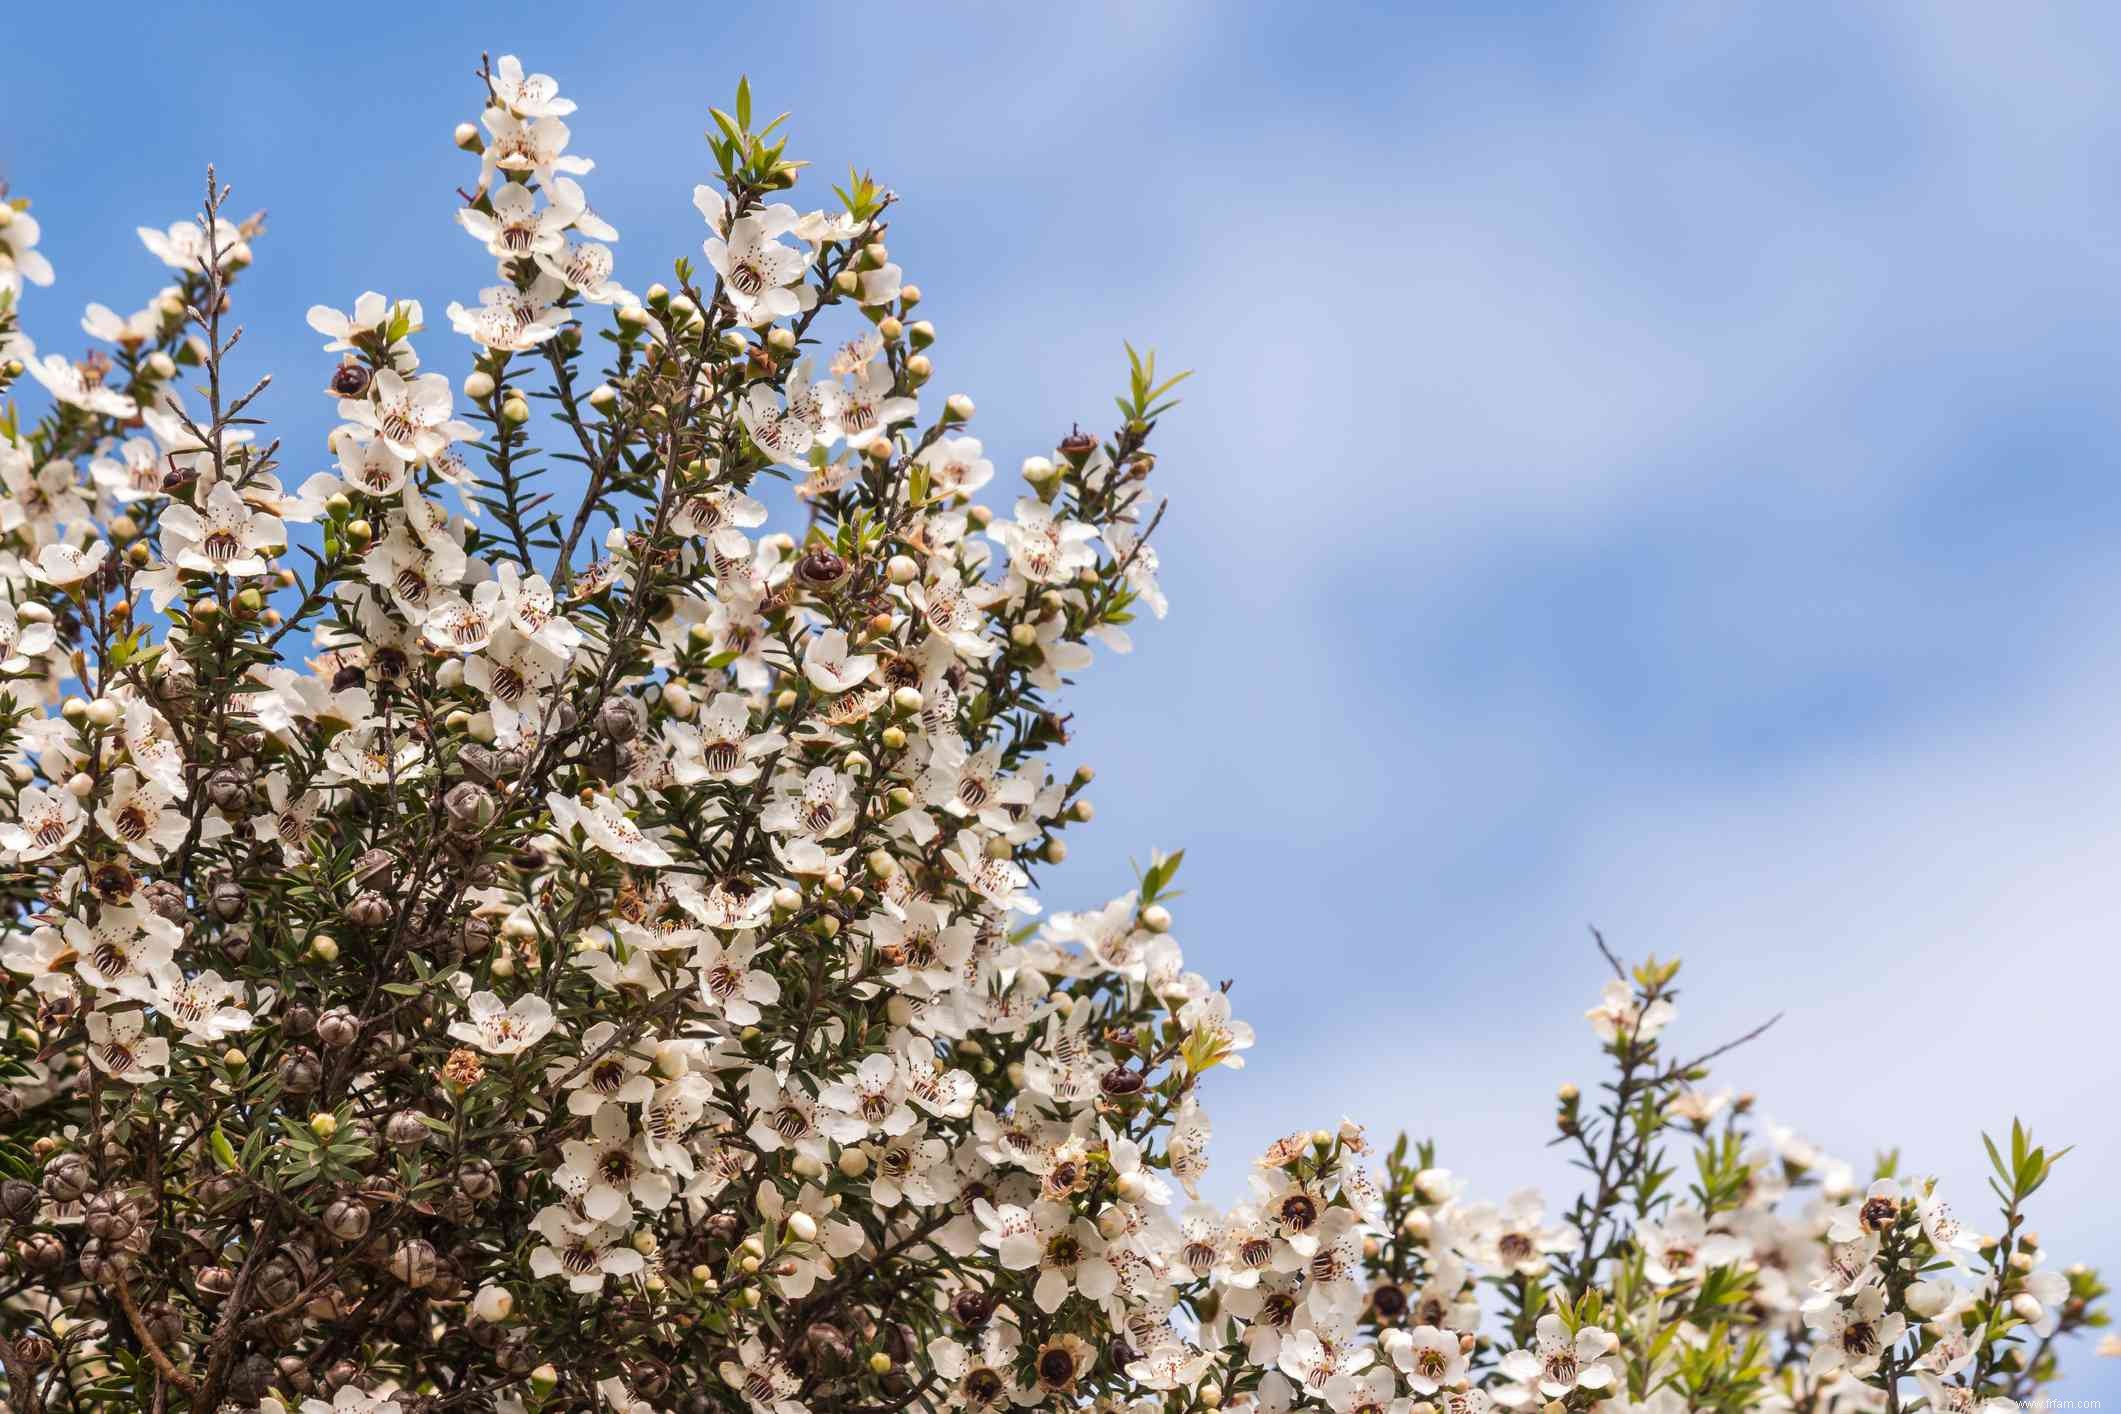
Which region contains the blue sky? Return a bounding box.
[9,0,2119,1395]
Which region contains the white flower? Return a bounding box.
[718,1334,807,1414]
[0,600,56,673]
[694,932,781,1025]
[344,368,476,464]
[1497,1315,1621,1404]
[703,205,810,323]
[449,990,557,1056]
[448,278,568,352]
[536,239,631,305]
[70,906,180,998]
[160,481,285,577]
[913,434,994,499]
[27,538,108,588]
[527,1206,642,1293]
[1,783,84,861]
[332,427,410,498]
[307,292,421,358]
[25,354,136,418]
[943,829,1041,915]
[480,110,593,187]
[86,1009,169,1083]
[1585,978,1676,1042]
[989,497,1097,586]
[489,55,577,118]
[556,1102,673,1220]
[0,204,56,295]
[1635,1205,1744,1285]
[802,628,876,694]
[547,790,674,867]
[147,966,254,1043]
[138,217,247,272]
[1806,1285,1905,1379]
[668,691,784,786]
[1389,1324,1467,1396]
[739,381,819,465]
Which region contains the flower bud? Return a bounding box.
[464,370,495,400]
[310,1112,339,1141]
[944,393,974,423]
[838,1148,870,1178]
[473,1284,514,1322]
[1140,904,1171,933]
[453,122,480,150]
[787,1211,819,1243]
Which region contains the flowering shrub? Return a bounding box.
[0,51,2109,1414]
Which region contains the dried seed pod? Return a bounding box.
[384,1110,430,1150]
[205,764,252,810]
[456,1159,499,1203]
[446,780,497,831]
[598,695,644,743]
[194,1263,237,1299]
[17,1231,66,1271]
[277,1046,322,1096]
[209,874,248,921]
[345,890,392,927]
[316,1007,360,1049]
[229,1353,274,1401]
[389,1237,439,1286]
[324,1196,372,1243]
[352,847,395,889]
[140,878,187,923]
[255,1252,305,1306]
[41,1151,90,1204]
[0,1178,39,1222]
[82,1189,141,1242]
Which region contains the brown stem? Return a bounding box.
[114,1272,198,1393]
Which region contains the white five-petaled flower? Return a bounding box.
[555,1101,673,1220]
[86,1009,169,1083]
[1,783,84,861]
[1495,1315,1620,1406]
[548,790,674,867]
[161,481,285,577]
[1806,1284,1906,1379]
[702,203,810,323]
[344,368,477,464]
[449,990,557,1056]
[489,54,577,118]
[801,628,876,695]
